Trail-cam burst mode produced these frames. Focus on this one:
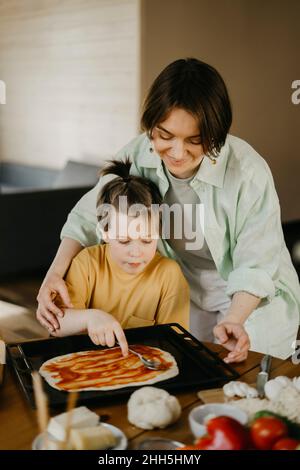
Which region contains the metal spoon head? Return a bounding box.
[116,343,166,370]
[141,358,167,370]
[143,363,160,370]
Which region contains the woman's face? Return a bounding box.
[151,108,205,179]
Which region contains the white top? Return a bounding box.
[163,165,230,312]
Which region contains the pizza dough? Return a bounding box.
[127,387,182,429]
[39,345,179,392]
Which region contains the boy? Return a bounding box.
[51,159,189,356]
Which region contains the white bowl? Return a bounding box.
[136,438,185,450]
[32,423,128,450]
[188,403,248,439]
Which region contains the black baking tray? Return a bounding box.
[7,323,239,408]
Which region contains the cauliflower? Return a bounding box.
[223,381,258,399]
[127,387,181,430]
[264,377,290,401]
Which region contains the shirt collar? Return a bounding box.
[138,134,229,188]
[194,138,229,188]
[138,137,162,168]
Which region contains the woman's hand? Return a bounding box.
[213,321,250,363]
[36,272,73,332]
[87,310,129,357]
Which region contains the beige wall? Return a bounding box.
[141,0,300,221]
[0,0,299,221]
[0,0,140,169]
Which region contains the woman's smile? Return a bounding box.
[165,155,188,166]
[152,108,204,179]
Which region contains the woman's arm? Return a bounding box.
[226,163,283,304]
[213,292,260,363]
[224,291,261,324]
[36,238,83,331]
[215,161,284,362]
[47,237,83,278]
[52,308,129,356]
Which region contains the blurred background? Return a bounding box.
[0,0,299,339]
[0,0,299,217]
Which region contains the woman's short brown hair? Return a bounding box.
[141,58,232,157]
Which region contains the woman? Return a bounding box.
[36,58,300,361]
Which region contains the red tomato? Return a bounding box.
[273,438,300,450]
[250,417,288,450]
[195,417,250,450]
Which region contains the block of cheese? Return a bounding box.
[44,437,72,450]
[0,340,5,364]
[70,425,117,450]
[47,406,99,441]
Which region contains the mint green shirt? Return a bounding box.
[61,133,300,358]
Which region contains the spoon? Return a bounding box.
[116,342,164,370]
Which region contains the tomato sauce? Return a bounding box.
[42,345,173,391]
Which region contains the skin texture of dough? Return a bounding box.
[127,386,181,430]
[39,346,179,392]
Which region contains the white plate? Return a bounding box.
[32,423,128,450]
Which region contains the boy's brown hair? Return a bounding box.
[97,158,162,233]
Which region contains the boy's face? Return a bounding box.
[104,212,159,274]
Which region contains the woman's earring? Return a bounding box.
[208,155,217,165]
[149,131,154,153]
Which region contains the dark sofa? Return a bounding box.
[282,220,300,280]
[0,160,100,276]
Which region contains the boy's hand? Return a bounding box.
[36,272,73,332]
[213,321,250,363]
[87,310,129,357]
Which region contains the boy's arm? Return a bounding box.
[52,308,128,356]
[51,309,93,336]
[156,262,190,330]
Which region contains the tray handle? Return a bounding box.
[168,323,222,355]
[166,323,239,380]
[167,323,220,352]
[7,345,34,390]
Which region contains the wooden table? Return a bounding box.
[0,343,299,450]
